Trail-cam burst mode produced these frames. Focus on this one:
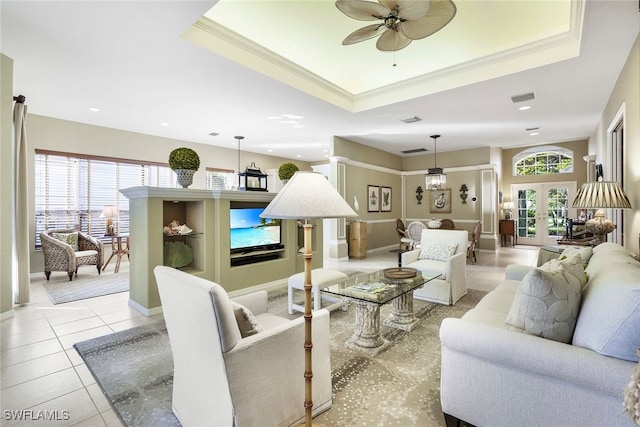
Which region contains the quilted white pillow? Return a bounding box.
[231,301,264,338]
[505,255,585,343]
[419,241,458,262]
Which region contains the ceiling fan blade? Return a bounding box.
[396,0,432,21]
[399,0,456,40]
[376,28,412,51]
[335,0,391,21]
[342,24,386,45]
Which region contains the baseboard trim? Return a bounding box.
[128,299,163,317]
[0,309,15,321]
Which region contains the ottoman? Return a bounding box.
[288,268,348,314]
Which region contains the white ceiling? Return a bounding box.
[1,1,639,163]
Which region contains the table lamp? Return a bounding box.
[100,205,119,236]
[502,202,515,220]
[571,179,631,245]
[261,171,356,427]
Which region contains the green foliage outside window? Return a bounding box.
[515,151,573,176]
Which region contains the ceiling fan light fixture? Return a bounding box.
[336,0,457,52]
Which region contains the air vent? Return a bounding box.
[510,92,536,103]
[401,148,428,154]
[209,132,219,136]
[400,116,422,124]
[525,126,540,132]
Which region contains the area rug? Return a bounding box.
[43,273,129,304]
[75,287,485,427]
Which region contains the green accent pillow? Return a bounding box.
[52,232,79,251]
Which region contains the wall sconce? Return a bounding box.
[416,186,424,205]
[459,184,468,204]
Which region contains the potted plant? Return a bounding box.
[278,162,299,184]
[169,147,200,188]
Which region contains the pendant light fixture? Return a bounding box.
[426,134,446,190]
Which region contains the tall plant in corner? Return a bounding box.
[169,147,200,188]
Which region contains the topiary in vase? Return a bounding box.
[169,147,200,188]
[278,162,299,183]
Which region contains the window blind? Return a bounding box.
[34,151,176,248]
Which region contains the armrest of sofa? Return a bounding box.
[504,264,534,281]
[439,317,633,397]
[232,290,268,315]
[401,249,421,266]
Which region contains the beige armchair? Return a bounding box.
[153,266,332,427]
[41,229,103,281]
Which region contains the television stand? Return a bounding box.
[230,248,285,267]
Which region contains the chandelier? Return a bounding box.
[426,134,446,190]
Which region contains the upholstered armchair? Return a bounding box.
[40,229,103,281]
[153,266,332,427]
[401,229,468,305]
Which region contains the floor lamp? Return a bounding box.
[261,171,356,427]
[572,179,631,245]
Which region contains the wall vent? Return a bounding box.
[401,148,428,154]
[209,132,219,136]
[510,92,536,103]
[400,116,422,124]
[525,126,540,131]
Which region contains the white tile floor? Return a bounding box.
[1,245,539,426]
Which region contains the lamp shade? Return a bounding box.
[100,205,120,218]
[503,202,515,210]
[572,181,631,209]
[261,171,357,220]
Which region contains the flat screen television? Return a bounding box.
[229,206,283,254]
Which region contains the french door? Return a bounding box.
[511,182,577,246]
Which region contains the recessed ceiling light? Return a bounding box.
[529,132,540,136]
[282,114,304,120]
[292,125,304,128]
[296,155,302,158]
[323,149,328,153]
[518,106,531,111]
[267,149,273,152]
[88,107,100,112]
[160,122,169,127]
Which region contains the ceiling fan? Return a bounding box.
[335,0,457,52]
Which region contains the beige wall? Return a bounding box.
[403,147,492,171]
[590,34,640,255]
[26,114,312,273]
[1,54,14,317]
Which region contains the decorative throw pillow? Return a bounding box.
[505,254,585,343]
[52,232,79,251]
[231,301,263,338]
[560,246,593,265]
[419,241,458,262]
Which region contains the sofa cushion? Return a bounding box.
[231,301,264,338]
[419,241,457,262]
[560,246,593,265]
[53,231,79,251]
[505,255,585,343]
[573,252,640,362]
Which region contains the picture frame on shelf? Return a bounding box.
[381,186,392,212]
[367,185,380,212]
[429,189,452,213]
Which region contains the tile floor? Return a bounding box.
[1,245,539,426]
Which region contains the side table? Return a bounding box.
[104,234,130,273]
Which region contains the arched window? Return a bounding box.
[513,146,573,176]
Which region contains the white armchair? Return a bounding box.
[400,229,468,305]
[153,266,332,427]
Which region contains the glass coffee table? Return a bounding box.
[322,269,441,357]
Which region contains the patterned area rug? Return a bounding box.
[75,286,485,427]
[43,273,129,304]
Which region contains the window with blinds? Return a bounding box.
[34,151,176,248]
[206,167,235,190]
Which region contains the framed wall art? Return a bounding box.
[380,186,392,212]
[429,189,452,214]
[367,185,380,212]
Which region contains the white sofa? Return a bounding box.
[401,229,468,305]
[439,243,640,427]
[154,266,332,427]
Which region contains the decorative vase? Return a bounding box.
[175,169,195,188]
